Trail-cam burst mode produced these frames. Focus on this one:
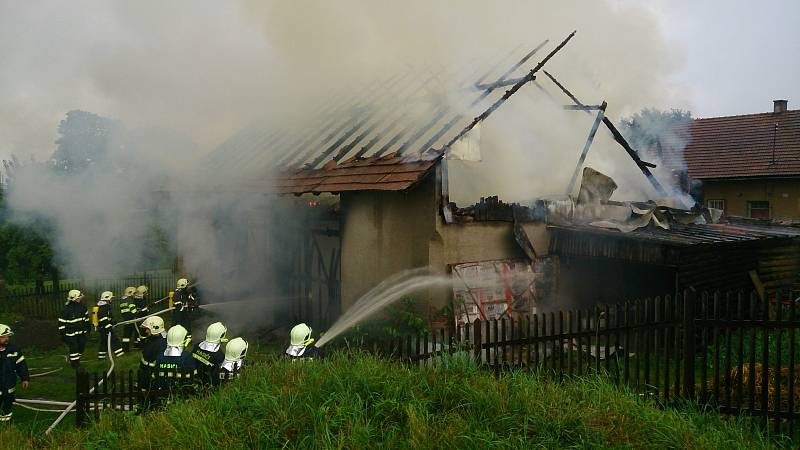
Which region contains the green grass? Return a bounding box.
[1,352,786,449]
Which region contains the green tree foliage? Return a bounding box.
[620,108,692,158]
[51,110,123,172]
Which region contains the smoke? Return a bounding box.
[1,1,691,328]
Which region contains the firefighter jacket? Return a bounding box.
[152,348,198,389]
[172,287,197,312]
[0,344,30,394]
[58,302,91,338]
[140,332,168,370]
[96,301,115,333]
[133,296,149,316]
[119,296,136,321]
[285,345,323,361]
[191,342,224,384]
[216,360,243,384]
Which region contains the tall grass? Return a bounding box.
[1,352,785,449]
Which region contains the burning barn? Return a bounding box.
[191,32,800,330]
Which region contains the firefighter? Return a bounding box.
[138,316,167,390]
[152,325,197,391]
[191,322,227,385]
[134,285,150,340]
[216,337,247,385]
[119,286,138,351]
[96,291,125,360]
[0,324,30,423]
[58,290,91,369]
[285,323,323,360]
[172,278,198,342]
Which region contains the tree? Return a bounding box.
[51,110,123,172]
[619,108,692,160]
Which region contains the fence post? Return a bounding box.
[473,319,482,364]
[682,289,696,400]
[75,371,89,427]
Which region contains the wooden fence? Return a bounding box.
[75,366,241,427]
[0,271,177,319]
[367,289,800,440]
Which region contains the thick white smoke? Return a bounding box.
[1,1,692,327]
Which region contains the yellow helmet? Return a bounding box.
[224,337,248,362]
[176,278,189,289]
[135,285,148,298]
[205,322,228,344]
[100,291,114,302]
[166,325,188,347]
[290,323,313,347]
[0,324,13,337]
[140,316,165,335]
[123,286,137,297]
[67,289,84,302]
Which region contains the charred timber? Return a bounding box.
[441,31,577,152]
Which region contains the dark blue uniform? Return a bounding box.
[152,350,198,390]
[191,343,224,385]
[96,302,124,360]
[172,287,197,340]
[138,333,167,390]
[0,343,30,422]
[58,302,91,368]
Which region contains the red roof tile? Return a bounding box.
[257,152,439,194]
[679,109,800,179]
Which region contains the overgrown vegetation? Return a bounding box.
[1,352,785,449]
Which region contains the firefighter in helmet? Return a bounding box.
[57,290,91,369]
[96,291,125,360]
[138,316,167,390]
[191,322,227,385]
[285,323,323,360]
[172,278,198,342]
[133,285,151,345]
[216,337,247,385]
[152,325,197,391]
[118,286,138,351]
[0,324,31,423]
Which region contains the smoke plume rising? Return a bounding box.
[1,1,691,328]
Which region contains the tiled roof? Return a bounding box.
[679,109,800,179]
[266,152,439,194]
[204,41,563,194]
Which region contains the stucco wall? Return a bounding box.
[702,178,800,219]
[340,173,437,312]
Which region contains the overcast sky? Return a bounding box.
[0,1,798,162]
[643,0,800,118]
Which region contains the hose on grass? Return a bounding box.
[29,367,63,377]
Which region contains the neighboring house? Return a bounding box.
[681,100,800,220]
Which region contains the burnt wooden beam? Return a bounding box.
[441,30,577,153]
[563,104,605,111]
[543,70,665,194]
[567,101,607,194]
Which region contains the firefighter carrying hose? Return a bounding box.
[133,285,151,347]
[191,322,227,385]
[58,290,91,369]
[138,316,167,391]
[216,337,247,385]
[285,323,323,361]
[96,291,125,360]
[172,278,198,342]
[119,286,138,351]
[0,324,30,423]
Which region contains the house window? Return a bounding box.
[748,201,770,219]
[707,199,725,212]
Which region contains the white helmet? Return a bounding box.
[205,322,228,344]
[140,316,165,335]
[290,323,313,347]
[166,325,188,347]
[224,337,248,362]
[0,324,13,337]
[123,286,137,297]
[67,289,84,302]
[100,291,114,301]
[176,278,189,289]
[135,285,148,298]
